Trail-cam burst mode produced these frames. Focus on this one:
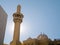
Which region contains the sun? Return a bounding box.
[8,21,29,35]
[8,22,14,34]
[20,22,28,34]
[9,22,22,34]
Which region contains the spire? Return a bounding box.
[17,5,21,14]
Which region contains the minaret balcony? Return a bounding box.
[13,13,24,19]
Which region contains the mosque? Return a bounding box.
[9,4,60,45]
[23,34,60,45]
[3,4,60,45]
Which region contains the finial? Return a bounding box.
[41,32,42,34]
[17,5,21,14]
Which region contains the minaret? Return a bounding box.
[10,5,24,45]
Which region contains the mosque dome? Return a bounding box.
[37,33,48,40]
[27,37,32,40]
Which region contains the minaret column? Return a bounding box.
[13,20,21,41]
[10,5,24,45]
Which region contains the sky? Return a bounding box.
[0,0,60,44]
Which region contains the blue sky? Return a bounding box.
[0,0,60,44]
